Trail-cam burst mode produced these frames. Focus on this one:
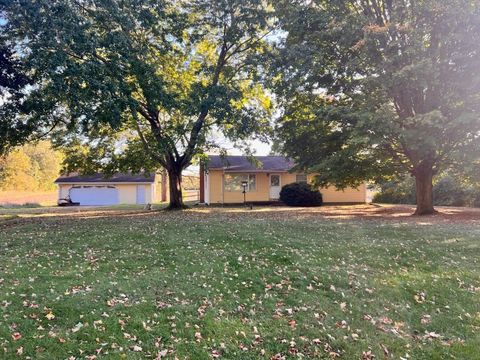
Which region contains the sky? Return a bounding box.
[242,140,272,155]
[210,138,272,156]
[204,127,273,156]
[184,138,273,176]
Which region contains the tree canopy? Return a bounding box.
[273,0,480,214]
[1,0,274,208]
[0,44,31,155]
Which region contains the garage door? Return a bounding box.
[70,186,119,206]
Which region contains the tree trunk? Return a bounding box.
[161,170,167,202]
[166,166,186,210]
[413,164,436,215]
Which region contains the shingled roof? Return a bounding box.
[207,155,295,172]
[55,172,155,184]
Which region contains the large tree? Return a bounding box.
[1,0,273,208]
[273,0,480,215]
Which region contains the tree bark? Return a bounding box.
[161,169,167,202]
[413,164,436,215]
[166,166,186,210]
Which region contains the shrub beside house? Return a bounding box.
[280,182,323,207]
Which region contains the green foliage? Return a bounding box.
[372,177,417,205]
[432,176,468,207]
[373,174,480,207]
[1,0,274,206]
[279,182,323,207]
[0,45,32,155]
[272,0,480,213]
[0,141,63,191]
[473,193,480,208]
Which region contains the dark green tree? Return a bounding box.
[0,44,32,155]
[273,0,480,215]
[1,0,274,208]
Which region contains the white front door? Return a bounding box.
[269,174,281,200]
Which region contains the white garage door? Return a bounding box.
[70,186,119,206]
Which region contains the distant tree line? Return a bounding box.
[0,141,63,191]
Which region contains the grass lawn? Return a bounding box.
[0,206,479,359]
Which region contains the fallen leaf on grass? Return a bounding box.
[380,344,389,356]
[71,322,84,333]
[131,345,142,352]
[362,350,375,359]
[414,292,426,303]
[156,349,168,358]
[424,331,441,339]
[421,314,431,324]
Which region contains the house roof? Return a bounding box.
[55,172,155,184]
[207,155,295,173]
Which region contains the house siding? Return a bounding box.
[208,171,272,204]
[319,183,366,203]
[151,176,166,203]
[206,170,366,204]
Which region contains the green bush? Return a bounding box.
[472,192,480,208]
[433,176,467,206]
[372,177,416,204]
[279,182,323,207]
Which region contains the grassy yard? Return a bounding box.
[0,206,479,359]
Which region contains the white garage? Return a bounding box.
[55,172,166,206]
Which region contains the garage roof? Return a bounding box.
[55,172,155,184]
[207,155,295,172]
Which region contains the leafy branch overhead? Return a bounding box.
[0,45,32,155]
[2,0,275,208]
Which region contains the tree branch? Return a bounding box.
[178,34,231,168]
[131,111,167,167]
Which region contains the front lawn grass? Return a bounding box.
[0,209,479,359]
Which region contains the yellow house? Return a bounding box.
[200,155,367,205]
[55,172,166,206]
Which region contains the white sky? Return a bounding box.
[205,127,274,156]
[208,138,272,156]
[184,138,272,176]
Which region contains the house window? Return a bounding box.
[224,174,256,192]
[296,174,307,183]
